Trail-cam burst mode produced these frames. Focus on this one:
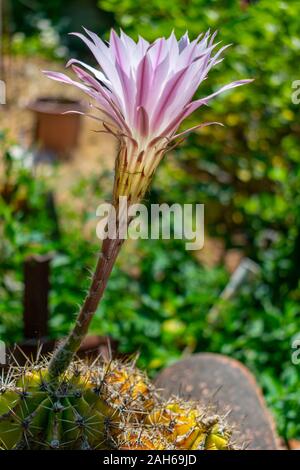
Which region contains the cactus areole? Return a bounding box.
[43,29,252,378]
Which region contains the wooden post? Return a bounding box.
[23,254,52,339]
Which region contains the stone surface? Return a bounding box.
[155,353,281,450]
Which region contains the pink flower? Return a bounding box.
[44,29,252,202]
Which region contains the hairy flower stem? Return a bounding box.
[48,144,149,380]
[48,235,124,379]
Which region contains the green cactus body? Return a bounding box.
[0,359,235,450]
[0,360,155,450]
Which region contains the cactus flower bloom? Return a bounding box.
[44,29,252,203]
[44,30,252,377]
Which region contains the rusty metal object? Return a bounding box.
[288,439,300,450]
[0,254,118,368]
[27,97,85,159]
[76,335,119,362]
[23,254,52,340]
[6,336,118,368]
[155,353,281,450]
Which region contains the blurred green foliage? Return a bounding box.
[6,0,113,59]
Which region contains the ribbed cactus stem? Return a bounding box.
[48,236,124,378]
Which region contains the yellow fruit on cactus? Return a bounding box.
[119,429,169,450]
[99,360,155,411]
[115,399,235,451]
[141,400,234,450]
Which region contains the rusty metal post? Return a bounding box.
[23,254,52,339]
[4,253,117,366]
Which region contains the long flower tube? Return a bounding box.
[44,29,252,378]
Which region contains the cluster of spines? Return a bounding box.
[0,357,235,450]
[118,399,235,450]
[0,357,156,450]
